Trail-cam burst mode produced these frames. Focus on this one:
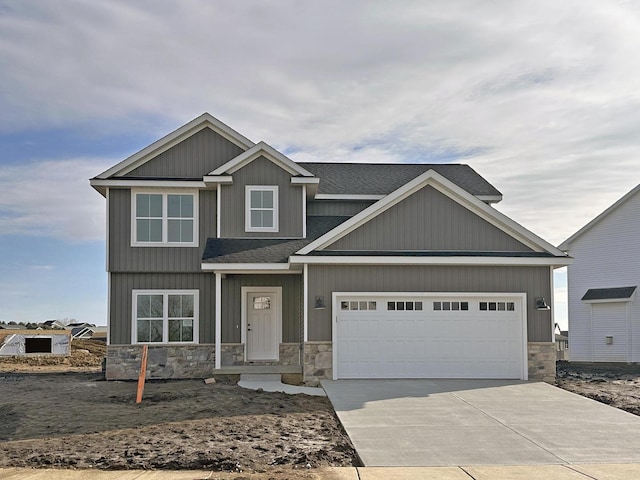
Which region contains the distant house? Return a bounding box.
[0,324,22,330]
[554,325,569,361]
[559,184,640,362]
[91,113,570,382]
[72,326,107,340]
[42,320,67,329]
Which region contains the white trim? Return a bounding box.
[331,291,528,381]
[303,264,309,342]
[291,177,320,185]
[91,179,208,189]
[289,255,572,267]
[297,169,567,257]
[209,141,315,177]
[106,272,111,346]
[241,286,282,361]
[582,297,636,304]
[314,194,384,201]
[131,189,199,247]
[105,188,110,271]
[245,185,279,233]
[550,266,555,342]
[559,184,640,251]
[215,273,222,369]
[96,113,254,179]
[216,186,221,238]
[131,289,199,345]
[201,263,295,272]
[302,185,307,238]
[203,175,233,185]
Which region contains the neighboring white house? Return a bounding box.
[559,184,640,362]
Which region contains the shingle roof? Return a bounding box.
[202,216,349,263]
[299,163,501,197]
[581,286,637,301]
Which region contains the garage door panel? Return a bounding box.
[336,295,524,379]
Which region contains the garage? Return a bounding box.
[334,293,526,380]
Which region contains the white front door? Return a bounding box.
[245,290,280,361]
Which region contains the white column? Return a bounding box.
[550,266,555,342]
[303,264,308,342]
[215,272,222,369]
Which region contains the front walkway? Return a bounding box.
[322,379,640,467]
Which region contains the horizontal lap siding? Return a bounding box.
[308,265,551,342]
[327,186,532,251]
[109,273,215,345]
[109,189,216,272]
[221,274,302,343]
[125,128,245,178]
[220,156,303,238]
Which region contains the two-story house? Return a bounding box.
[91,113,570,383]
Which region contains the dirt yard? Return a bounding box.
[0,343,358,478]
[556,362,640,416]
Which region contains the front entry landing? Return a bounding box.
[242,287,282,361]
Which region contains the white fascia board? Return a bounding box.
[297,169,568,257]
[559,183,640,251]
[208,141,315,177]
[289,255,573,267]
[582,297,635,304]
[91,179,207,189]
[291,177,320,185]
[96,113,254,179]
[203,175,234,185]
[314,194,384,201]
[201,263,299,272]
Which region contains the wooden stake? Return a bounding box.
[136,344,148,404]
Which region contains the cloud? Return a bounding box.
[0,158,111,241]
[0,1,640,244]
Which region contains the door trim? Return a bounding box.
[331,291,528,381]
[241,286,282,361]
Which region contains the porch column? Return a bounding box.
[215,271,222,369]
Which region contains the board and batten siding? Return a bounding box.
[125,128,245,178]
[306,200,374,217]
[220,156,303,238]
[326,186,532,252]
[108,189,216,273]
[565,189,640,362]
[221,274,302,343]
[109,273,215,345]
[307,265,552,342]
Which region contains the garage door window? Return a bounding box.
[433,301,469,311]
[341,301,377,311]
[387,301,423,311]
[479,301,515,311]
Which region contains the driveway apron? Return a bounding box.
[322,379,640,467]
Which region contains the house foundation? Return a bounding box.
[527,342,556,383]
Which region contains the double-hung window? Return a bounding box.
[245,186,278,232]
[133,290,198,344]
[132,191,198,246]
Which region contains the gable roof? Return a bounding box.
[297,169,568,258]
[95,113,255,179]
[207,141,315,178]
[559,184,640,251]
[300,163,502,202]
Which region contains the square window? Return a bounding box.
[359,301,367,310]
[406,302,414,311]
[134,192,196,245]
[350,301,359,310]
[368,301,377,310]
[461,302,469,311]
[489,302,497,311]
[341,301,349,310]
[480,302,488,311]
[498,302,506,311]
[443,302,451,311]
[433,302,441,311]
[387,302,396,311]
[135,291,197,344]
[507,302,515,311]
[452,301,460,311]
[397,302,405,311]
[415,302,423,311]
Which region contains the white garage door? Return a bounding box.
[335,294,525,379]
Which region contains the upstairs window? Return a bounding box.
[245,186,278,232]
[132,191,198,246]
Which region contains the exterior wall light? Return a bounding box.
[535,297,550,310]
[314,296,326,310]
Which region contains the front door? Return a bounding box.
[245,290,280,361]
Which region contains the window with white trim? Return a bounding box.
[132,191,198,246]
[245,186,278,232]
[133,290,198,344]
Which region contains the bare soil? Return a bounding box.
[556,361,640,416]
[0,344,358,477]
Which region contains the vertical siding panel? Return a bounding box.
[306,201,373,216]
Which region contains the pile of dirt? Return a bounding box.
[556,362,640,417]
[0,339,105,372]
[0,373,358,473]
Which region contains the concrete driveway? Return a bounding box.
[322,379,640,467]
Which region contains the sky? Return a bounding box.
[1,1,640,329]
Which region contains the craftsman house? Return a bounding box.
[91,113,570,382]
[559,184,640,363]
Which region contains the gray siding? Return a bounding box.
[125,128,245,178]
[307,200,373,217]
[307,265,552,342]
[221,274,302,343]
[327,186,532,252]
[110,273,215,345]
[220,156,303,238]
[109,189,216,272]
